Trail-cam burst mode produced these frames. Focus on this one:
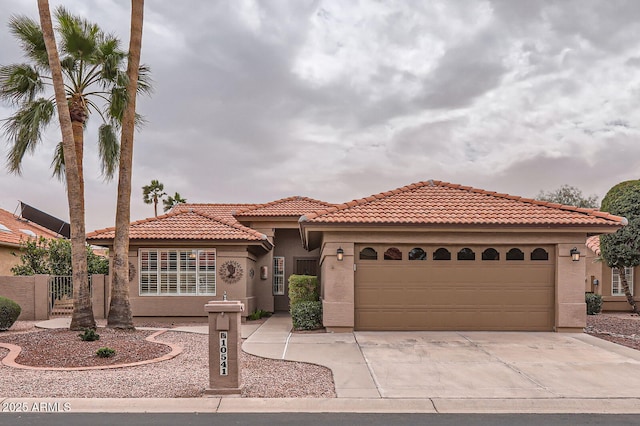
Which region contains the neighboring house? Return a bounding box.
[585,235,638,311]
[0,207,62,275]
[87,180,625,332]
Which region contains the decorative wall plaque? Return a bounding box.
[220,260,243,284]
[249,268,255,279]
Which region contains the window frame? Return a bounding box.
[273,256,285,296]
[612,267,634,296]
[139,248,216,296]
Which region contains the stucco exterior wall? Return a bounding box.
[0,246,20,276]
[0,275,52,320]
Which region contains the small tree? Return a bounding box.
[142,179,165,217]
[163,192,187,212]
[536,184,599,208]
[12,238,109,276]
[599,180,640,314]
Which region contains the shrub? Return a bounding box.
[586,293,603,315]
[0,296,21,331]
[78,329,100,341]
[96,347,115,358]
[288,275,319,305]
[248,309,272,321]
[291,301,322,330]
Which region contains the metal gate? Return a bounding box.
[48,276,92,317]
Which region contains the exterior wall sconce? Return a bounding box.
[570,247,580,262]
[337,247,344,261]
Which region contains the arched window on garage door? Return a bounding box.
[433,248,451,260]
[409,247,427,260]
[531,248,549,260]
[359,247,378,260]
[457,248,475,260]
[482,248,500,261]
[506,248,525,260]
[384,247,402,260]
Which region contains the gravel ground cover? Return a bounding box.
[0,321,336,398]
[585,312,640,350]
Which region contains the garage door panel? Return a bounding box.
[355,245,555,331]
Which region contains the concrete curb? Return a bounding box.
[2,397,640,414]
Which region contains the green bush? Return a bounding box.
[248,309,272,321]
[96,347,115,358]
[586,293,603,315]
[78,329,100,341]
[291,301,322,330]
[0,296,21,331]
[288,275,319,305]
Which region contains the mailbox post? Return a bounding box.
[204,299,244,395]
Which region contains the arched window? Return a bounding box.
[384,247,402,260]
[482,248,500,261]
[531,248,549,261]
[506,248,524,261]
[457,248,475,260]
[359,247,378,260]
[433,248,451,261]
[409,247,427,260]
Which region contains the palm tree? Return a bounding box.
[142,179,165,217]
[36,0,93,330]
[109,0,145,329]
[163,192,187,212]
[0,7,150,186]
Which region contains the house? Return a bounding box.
[0,207,62,275]
[585,235,638,311]
[86,197,335,317]
[87,180,625,332]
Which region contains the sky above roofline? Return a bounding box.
[1,1,639,232]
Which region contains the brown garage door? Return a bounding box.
[355,245,555,331]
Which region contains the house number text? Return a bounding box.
[220,331,228,375]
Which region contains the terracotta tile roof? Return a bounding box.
[586,235,601,256]
[170,204,254,222]
[300,180,626,227]
[87,210,269,242]
[0,207,61,246]
[234,196,335,217]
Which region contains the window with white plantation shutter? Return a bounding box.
[139,249,216,296]
[612,267,634,296]
[273,256,285,295]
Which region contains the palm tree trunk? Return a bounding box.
[37,0,95,330]
[108,0,144,329]
[71,119,85,198]
[618,266,639,314]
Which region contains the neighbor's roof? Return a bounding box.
[87,210,270,243]
[586,235,601,256]
[300,180,627,227]
[0,207,61,246]
[170,203,254,222]
[233,196,335,217]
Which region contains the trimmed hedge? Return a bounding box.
[0,296,21,331]
[586,293,603,315]
[291,301,323,330]
[288,275,319,305]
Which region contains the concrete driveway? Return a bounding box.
[355,331,640,399]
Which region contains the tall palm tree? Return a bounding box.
[36,0,93,330]
[142,179,165,217]
[0,7,152,184]
[109,0,145,329]
[163,192,187,212]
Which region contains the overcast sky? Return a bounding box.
[1,0,639,232]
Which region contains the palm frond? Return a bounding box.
[7,14,49,69]
[50,141,66,181]
[55,6,100,63]
[2,98,55,174]
[136,64,154,95]
[98,123,120,180]
[108,85,127,124]
[0,64,45,105]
